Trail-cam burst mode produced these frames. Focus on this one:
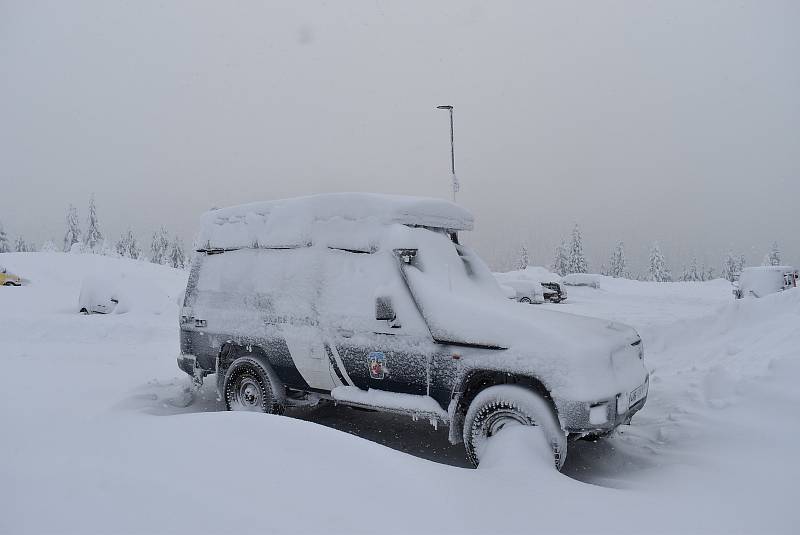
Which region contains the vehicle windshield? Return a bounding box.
[399,227,508,347]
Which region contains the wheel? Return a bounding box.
[223,356,284,414]
[3,282,13,286]
[463,385,567,470]
[519,297,532,304]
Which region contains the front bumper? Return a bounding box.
[558,376,649,435]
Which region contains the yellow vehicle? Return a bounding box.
[0,266,22,286]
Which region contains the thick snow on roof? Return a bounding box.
[196,193,474,250]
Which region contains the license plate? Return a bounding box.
[629,380,648,406]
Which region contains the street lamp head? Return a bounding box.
[436,105,453,110]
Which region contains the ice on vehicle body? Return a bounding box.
[179,193,648,468]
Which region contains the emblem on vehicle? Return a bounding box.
[368,351,386,380]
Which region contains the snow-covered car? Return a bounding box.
[497,278,545,304]
[178,193,648,469]
[733,266,798,299]
[0,266,22,286]
[78,275,120,314]
[495,267,567,303]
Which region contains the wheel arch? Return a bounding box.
[448,369,558,445]
[216,342,286,405]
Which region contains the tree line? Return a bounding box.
[514,223,784,283]
[0,196,188,269]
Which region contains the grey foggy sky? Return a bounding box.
[1,0,798,273]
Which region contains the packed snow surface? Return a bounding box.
[1,254,798,534]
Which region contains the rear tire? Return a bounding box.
[464,385,566,470]
[223,356,284,414]
[519,297,532,304]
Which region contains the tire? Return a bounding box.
[519,297,532,304]
[3,282,13,286]
[223,356,284,414]
[464,385,567,470]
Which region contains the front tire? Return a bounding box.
[519,297,532,304]
[464,385,567,470]
[223,356,284,414]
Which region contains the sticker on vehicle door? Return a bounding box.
[368,351,386,380]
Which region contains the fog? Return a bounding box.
[1,1,798,273]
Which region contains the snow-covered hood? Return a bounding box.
[407,268,646,400]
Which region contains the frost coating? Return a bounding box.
[332,386,448,419]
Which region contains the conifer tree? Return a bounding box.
[150,227,170,265]
[552,240,569,277]
[169,236,186,269]
[648,242,671,282]
[84,195,103,252]
[0,222,10,253]
[64,204,81,252]
[609,241,626,278]
[517,245,530,271]
[14,236,28,252]
[767,242,781,266]
[721,251,737,282]
[566,224,588,274]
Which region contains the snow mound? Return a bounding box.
[561,273,601,288]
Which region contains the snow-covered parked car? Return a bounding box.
[78,275,120,314]
[495,267,567,303]
[496,278,545,304]
[733,266,798,299]
[0,266,22,286]
[178,193,648,469]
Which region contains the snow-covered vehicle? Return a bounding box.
[178,194,648,469]
[78,275,120,314]
[733,266,798,299]
[497,278,545,304]
[495,267,567,303]
[0,266,22,286]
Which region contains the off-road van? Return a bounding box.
[179,193,649,468]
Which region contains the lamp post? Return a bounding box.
[436,105,458,202]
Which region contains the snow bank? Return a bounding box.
[1,253,799,534]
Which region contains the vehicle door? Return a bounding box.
[319,247,436,395]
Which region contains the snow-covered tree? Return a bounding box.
[516,245,530,270]
[721,251,737,282]
[40,240,57,252]
[0,222,10,253]
[735,254,746,278]
[648,242,671,282]
[115,229,141,259]
[150,227,170,265]
[14,236,28,252]
[566,224,588,274]
[83,195,103,252]
[551,240,569,277]
[608,241,626,278]
[766,242,781,266]
[169,236,186,269]
[681,257,701,282]
[64,204,81,252]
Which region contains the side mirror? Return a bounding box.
[375,296,396,322]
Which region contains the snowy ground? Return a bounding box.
[1,253,798,534]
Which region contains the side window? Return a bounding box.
[319,249,427,335]
[193,248,319,323]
